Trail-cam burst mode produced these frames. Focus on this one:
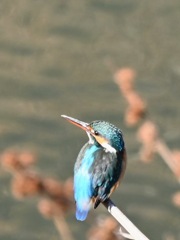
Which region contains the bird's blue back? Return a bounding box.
[74,141,124,221]
[74,143,100,221]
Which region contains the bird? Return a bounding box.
[61,115,127,221]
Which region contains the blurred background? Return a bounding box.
[0,0,180,239]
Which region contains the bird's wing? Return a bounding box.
[74,143,100,220]
[91,149,125,207]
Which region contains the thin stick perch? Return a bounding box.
[54,215,74,240]
[155,139,180,182]
[103,198,150,240]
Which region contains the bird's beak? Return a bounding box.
[61,115,111,148]
[61,115,90,132]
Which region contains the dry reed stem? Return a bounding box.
[172,191,180,208]
[113,68,146,125]
[87,216,121,240]
[54,215,74,240]
[103,198,150,240]
[155,140,180,181]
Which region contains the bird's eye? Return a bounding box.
[94,130,99,136]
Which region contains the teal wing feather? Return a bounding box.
[91,150,124,207]
[74,142,125,220]
[74,143,100,221]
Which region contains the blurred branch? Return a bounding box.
[155,140,180,182]
[113,67,180,184]
[54,216,74,240]
[103,198,150,240]
[113,68,146,126]
[1,149,74,240]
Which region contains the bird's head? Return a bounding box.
[61,115,124,153]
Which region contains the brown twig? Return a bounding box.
[54,216,74,240]
[1,149,74,240]
[113,68,146,126]
[155,140,180,182]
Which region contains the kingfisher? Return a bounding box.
[61,115,127,221]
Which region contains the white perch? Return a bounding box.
[103,199,150,240]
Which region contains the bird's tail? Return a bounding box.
[76,206,89,221]
[74,168,92,221]
[75,200,91,221]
